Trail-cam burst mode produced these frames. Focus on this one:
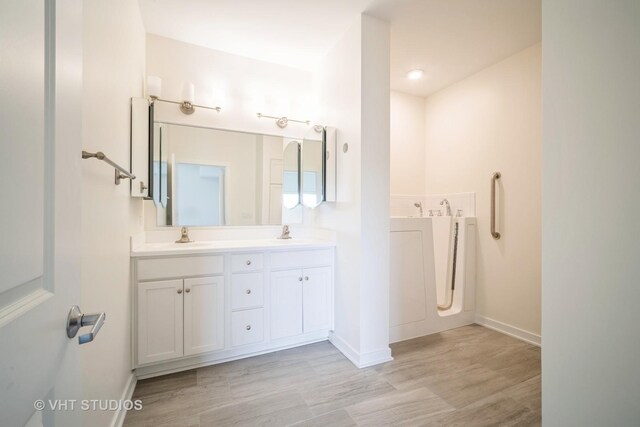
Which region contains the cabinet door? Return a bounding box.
[270,269,303,339]
[303,267,331,333]
[138,279,184,365]
[184,276,225,356]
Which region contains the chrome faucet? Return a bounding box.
[175,226,193,243]
[414,202,423,217]
[278,225,292,240]
[440,199,452,216]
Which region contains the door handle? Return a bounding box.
[66,305,106,345]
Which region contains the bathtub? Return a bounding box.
[389,216,476,343]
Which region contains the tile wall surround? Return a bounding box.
[390,192,476,218]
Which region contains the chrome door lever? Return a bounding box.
[66,305,106,345]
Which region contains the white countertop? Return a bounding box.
[131,238,336,257]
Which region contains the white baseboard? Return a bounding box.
[110,372,137,427]
[475,314,541,347]
[329,332,393,368]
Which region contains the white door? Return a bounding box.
[0,1,83,426]
[270,269,303,339]
[302,267,331,333]
[184,276,224,356]
[137,280,184,365]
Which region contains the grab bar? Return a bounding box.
[82,151,135,185]
[491,171,501,239]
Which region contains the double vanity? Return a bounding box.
[128,92,338,378]
[130,237,335,378]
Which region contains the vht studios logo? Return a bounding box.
[34,399,143,411]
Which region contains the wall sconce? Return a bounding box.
[256,113,310,128]
[146,76,221,115]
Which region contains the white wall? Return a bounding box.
[81,1,145,426]
[313,14,392,367]
[422,44,542,337]
[542,1,640,425]
[146,34,313,137]
[390,91,425,195]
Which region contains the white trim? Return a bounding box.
[328,332,360,366]
[475,315,541,347]
[110,373,137,427]
[328,332,393,368]
[358,347,394,368]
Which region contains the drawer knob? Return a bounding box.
[185,288,191,293]
[245,289,251,294]
[246,325,251,331]
[298,277,303,282]
[304,276,309,281]
[246,260,252,266]
[177,289,183,294]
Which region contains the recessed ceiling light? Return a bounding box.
[407,69,424,80]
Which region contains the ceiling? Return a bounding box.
[138,0,540,97]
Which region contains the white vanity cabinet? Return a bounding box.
[137,279,184,365]
[271,267,331,339]
[136,276,224,365]
[183,276,225,356]
[131,243,334,378]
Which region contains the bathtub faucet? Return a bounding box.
[440,199,452,216]
[414,202,423,217]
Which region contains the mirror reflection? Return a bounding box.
[152,122,297,226]
[282,141,300,209]
[301,126,326,208]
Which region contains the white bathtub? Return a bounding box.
[389,216,477,343]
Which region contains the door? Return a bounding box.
[270,269,303,339]
[302,267,331,333]
[184,276,224,356]
[0,1,83,426]
[137,280,184,364]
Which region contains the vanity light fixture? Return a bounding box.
[256,113,310,128]
[407,69,424,80]
[146,76,222,115]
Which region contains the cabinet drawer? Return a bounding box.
[231,253,263,272]
[231,308,264,347]
[137,255,223,281]
[231,273,264,310]
[270,249,333,270]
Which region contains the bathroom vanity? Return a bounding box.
[130,238,335,378]
[128,91,338,378]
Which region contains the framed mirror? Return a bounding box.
[282,141,301,209]
[301,126,326,208]
[151,121,301,227]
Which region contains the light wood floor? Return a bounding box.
[124,325,540,426]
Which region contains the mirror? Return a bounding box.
[152,122,300,226]
[282,141,300,209]
[301,126,326,208]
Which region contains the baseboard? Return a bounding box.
[475,314,541,347]
[328,332,393,368]
[110,372,137,427]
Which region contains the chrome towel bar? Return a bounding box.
[82,150,135,185]
[491,171,501,239]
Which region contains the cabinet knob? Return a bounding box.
[185,288,191,293]
[245,289,251,294]
[246,325,251,331]
[246,260,252,266]
[298,277,303,282]
[304,276,309,281]
[177,289,183,294]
